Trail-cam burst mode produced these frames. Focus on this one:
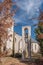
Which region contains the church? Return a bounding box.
[6,26,40,58]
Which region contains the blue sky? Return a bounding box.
[0,0,43,39]
[13,0,43,39]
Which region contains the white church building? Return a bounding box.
[6,26,40,58]
[14,26,40,58]
[14,33,40,54]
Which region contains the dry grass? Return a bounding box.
[0,57,43,65]
[0,57,27,65]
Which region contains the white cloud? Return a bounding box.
[14,0,43,24]
[14,17,22,23]
[16,0,42,14]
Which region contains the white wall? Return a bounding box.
[14,33,40,54]
[31,43,40,53]
[6,25,14,50]
[14,33,23,53]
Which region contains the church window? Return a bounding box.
[15,38,16,42]
[35,44,36,50]
[32,44,33,52]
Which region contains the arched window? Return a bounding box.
[35,44,36,50]
[18,39,22,53]
[32,44,33,52]
[15,37,16,42]
[24,28,28,43]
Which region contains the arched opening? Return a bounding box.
[24,28,29,58]
[24,28,28,43]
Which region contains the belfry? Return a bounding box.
[22,26,31,58]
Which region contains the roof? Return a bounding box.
[31,38,38,43]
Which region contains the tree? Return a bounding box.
[0,0,18,63]
[35,11,43,56]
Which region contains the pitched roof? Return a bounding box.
[31,38,38,43]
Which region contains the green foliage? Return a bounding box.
[35,21,43,56]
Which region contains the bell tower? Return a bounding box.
[22,26,31,58]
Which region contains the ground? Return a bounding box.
[0,57,43,65]
[0,57,27,65]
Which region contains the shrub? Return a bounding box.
[14,53,22,58]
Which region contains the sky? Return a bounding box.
[13,0,43,39]
[0,0,43,39]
